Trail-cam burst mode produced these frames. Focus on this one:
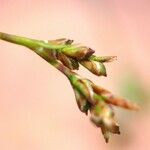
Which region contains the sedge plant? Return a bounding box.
[0,32,139,143]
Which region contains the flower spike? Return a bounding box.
[0,32,139,143]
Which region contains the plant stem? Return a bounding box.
[0,32,69,50]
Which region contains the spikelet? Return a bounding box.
[57,52,79,70]
[80,60,107,76]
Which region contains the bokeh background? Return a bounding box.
[0,0,150,149]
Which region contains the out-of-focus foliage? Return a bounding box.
[117,71,149,108]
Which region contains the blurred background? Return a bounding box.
[0,0,150,149]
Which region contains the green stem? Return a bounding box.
[0,32,68,50]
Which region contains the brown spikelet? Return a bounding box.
[62,46,95,60]
[90,101,120,142]
[91,83,139,110]
[57,52,79,70]
[77,79,96,105]
[104,93,140,110]
[73,88,91,115]
[80,60,107,76]
[91,83,110,94]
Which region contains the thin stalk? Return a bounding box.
[0,32,68,50]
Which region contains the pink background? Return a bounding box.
[0,0,150,149]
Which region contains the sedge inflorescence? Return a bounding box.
[0,32,139,143]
